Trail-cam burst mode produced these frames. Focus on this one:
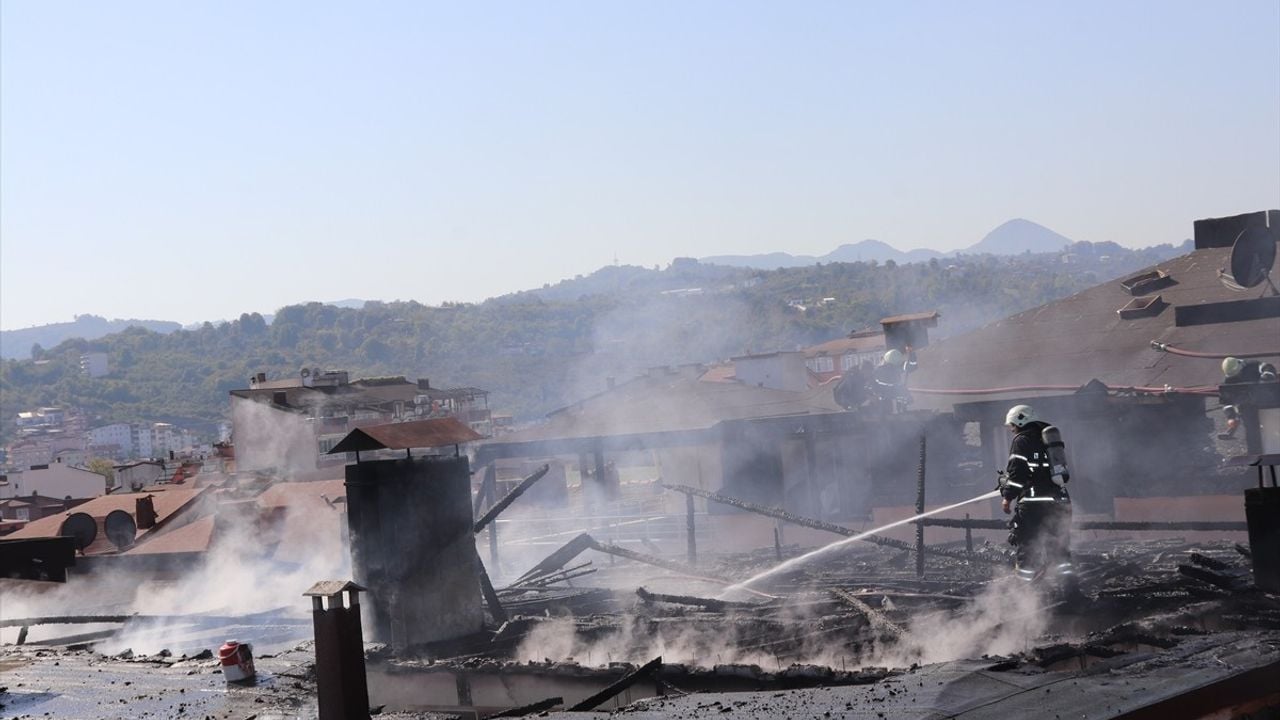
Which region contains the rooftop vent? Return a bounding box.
[1120,269,1174,296]
[1117,294,1167,319]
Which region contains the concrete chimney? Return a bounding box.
[344,456,483,651]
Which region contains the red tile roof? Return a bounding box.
[908,244,1280,408]
[6,487,209,555]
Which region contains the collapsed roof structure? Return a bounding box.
[3,211,1279,718]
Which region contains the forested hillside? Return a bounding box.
[0,241,1183,441]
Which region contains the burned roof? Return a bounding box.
[327,417,484,453]
[497,371,843,443]
[909,242,1280,408]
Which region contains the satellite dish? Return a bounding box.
[1222,226,1277,290]
[58,512,98,552]
[104,509,137,550]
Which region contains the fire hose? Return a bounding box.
[910,384,1218,397]
[1149,341,1280,360]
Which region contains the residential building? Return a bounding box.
[115,460,167,492]
[803,329,887,384]
[132,424,154,458]
[80,352,109,378]
[15,407,64,430]
[730,351,810,392]
[0,460,107,500]
[89,423,134,457]
[0,494,87,523]
[230,369,491,476]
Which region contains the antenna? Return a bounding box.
[104,509,137,551]
[58,512,98,552]
[1220,226,1277,292]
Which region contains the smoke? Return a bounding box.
[0,483,348,655]
[512,574,1050,672]
[872,576,1049,667]
[512,605,854,671]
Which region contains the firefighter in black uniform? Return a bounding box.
[999,404,1073,582]
[871,348,917,413]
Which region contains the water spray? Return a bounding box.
[722,490,1001,597]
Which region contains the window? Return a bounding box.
[807,356,834,373]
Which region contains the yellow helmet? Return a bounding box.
[883,349,904,366]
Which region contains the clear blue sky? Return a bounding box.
[2,1,1278,329]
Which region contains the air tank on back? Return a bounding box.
[1042,425,1069,483]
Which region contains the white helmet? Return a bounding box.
[883,349,904,366]
[1005,404,1037,428]
[1222,356,1244,378]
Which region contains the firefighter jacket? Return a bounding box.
[1002,421,1066,503]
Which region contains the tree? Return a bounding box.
[85,457,116,492]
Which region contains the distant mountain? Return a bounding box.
[702,239,941,269]
[324,298,367,309]
[1,315,182,360]
[964,218,1073,255]
[699,219,1078,269]
[823,240,943,264]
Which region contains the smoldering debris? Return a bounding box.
[6,532,1280,718]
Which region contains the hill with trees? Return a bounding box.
[1,315,182,360]
[0,241,1184,443]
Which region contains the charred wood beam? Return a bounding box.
[1179,563,1249,591]
[484,696,564,718]
[829,588,905,640]
[473,464,550,534]
[1189,552,1237,572]
[635,586,758,612]
[568,656,663,712]
[662,484,995,564]
[586,538,735,585]
[473,464,496,517]
[525,564,596,587]
[511,533,596,587]
[476,551,509,625]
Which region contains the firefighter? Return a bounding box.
[999,404,1073,582]
[872,347,917,413]
[1222,356,1278,383]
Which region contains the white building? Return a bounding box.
[149,423,193,458]
[730,351,811,392]
[80,352,109,378]
[114,460,166,492]
[88,423,134,456]
[0,461,106,500]
[132,425,154,458]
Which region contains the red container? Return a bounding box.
[217,639,256,684]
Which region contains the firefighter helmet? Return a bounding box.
[1222,356,1245,378]
[1005,404,1037,428]
[883,349,904,366]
